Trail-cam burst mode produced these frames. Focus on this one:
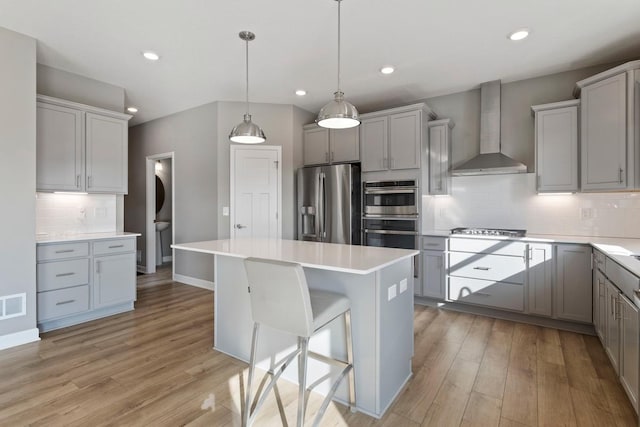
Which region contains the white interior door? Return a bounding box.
[231,146,281,239]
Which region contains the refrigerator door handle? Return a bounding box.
[319,172,327,239]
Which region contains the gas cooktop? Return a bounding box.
[450,227,527,238]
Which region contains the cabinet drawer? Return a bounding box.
[449,238,527,257]
[37,242,89,261]
[37,285,89,321]
[93,239,135,256]
[449,276,524,312]
[449,251,526,284]
[423,236,447,251]
[606,257,640,302]
[37,259,89,292]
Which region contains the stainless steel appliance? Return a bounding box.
[363,180,419,217]
[362,179,420,277]
[297,164,361,244]
[451,227,527,238]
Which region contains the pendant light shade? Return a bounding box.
[229,31,266,144]
[316,0,359,129]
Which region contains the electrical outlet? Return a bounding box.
[399,278,408,294]
[580,207,593,220]
[388,284,397,301]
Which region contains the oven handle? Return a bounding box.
[364,188,417,194]
[364,229,418,236]
[363,215,419,220]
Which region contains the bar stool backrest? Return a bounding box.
[244,257,315,338]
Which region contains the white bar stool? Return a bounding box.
[242,257,355,427]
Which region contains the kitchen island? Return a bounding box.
[172,238,419,418]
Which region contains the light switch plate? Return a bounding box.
[222,207,229,216]
[399,278,408,293]
[388,284,397,301]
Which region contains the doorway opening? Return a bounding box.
[145,152,175,275]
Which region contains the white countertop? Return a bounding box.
[172,238,419,275]
[423,232,640,278]
[36,231,141,244]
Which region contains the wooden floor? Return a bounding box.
[0,267,637,426]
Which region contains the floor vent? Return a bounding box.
[0,293,26,320]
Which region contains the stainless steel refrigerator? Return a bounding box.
[296,164,361,244]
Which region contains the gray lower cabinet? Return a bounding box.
[36,237,136,331]
[620,294,639,411]
[594,268,607,341]
[554,244,593,323]
[527,243,553,317]
[605,279,621,374]
[421,236,447,299]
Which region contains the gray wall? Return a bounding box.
[0,27,37,338]
[423,62,621,171]
[127,101,314,282]
[37,64,125,112]
[126,102,219,281]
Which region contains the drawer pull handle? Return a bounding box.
[474,292,491,297]
[634,289,640,297]
[55,272,75,277]
[425,243,439,247]
[108,245,125,249]
[473,266,490,271]
[55,249,75,254]
[56,299,75,306]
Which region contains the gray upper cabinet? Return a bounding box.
[86,113,128,193]
[554,244,593,323]
[532,100,579,193]
[359,104,435,173]
[360,116,388,172]
[427,119,453,195]
[302,125,359,166]
[389,110,421,170]
[36,102,84,191]
[36,95,131,194]
[580,72,627,191]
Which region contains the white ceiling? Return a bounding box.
[1,0,639,126]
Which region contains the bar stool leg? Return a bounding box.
[297,337,309,427]
[345,310,356,412]
[243,322,260,427]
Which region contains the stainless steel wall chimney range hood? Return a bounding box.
[451,80,527,176]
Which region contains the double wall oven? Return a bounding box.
[362,180,420,277]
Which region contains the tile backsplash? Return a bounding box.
[423,173,640,238]
[36,193,117,236]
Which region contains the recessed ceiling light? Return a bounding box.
[127,107,138,113]
[380,66,395,75]
[295,89,307,96]
[508,29,530,41]
[142,51,160,61]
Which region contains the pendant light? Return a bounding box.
[316,0,360,129]
[229,31,266,144]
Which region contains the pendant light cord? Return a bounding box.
[245,38,250,115]
[337,0,341,94]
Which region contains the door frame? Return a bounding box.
[145,151,175,275]
[229,145,282,239]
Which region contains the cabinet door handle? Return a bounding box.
[389,157,393,169]
[87,175,92,188]
[619,167,624,184]
[76,175,81,188]
[330,152,334,162]
[55,272,75,277]
[56,299,75,306]
[96,261,100,274]
[55,249,74,254]
[325,152,329,162]
[634,289,640,298]
[108,244,124,249]
[473,266,490,271]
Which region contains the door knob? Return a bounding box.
[235,224,247,229]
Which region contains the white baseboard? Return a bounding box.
[0,327,40,351]
[162,255,173,263]
[173,273,215,291]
